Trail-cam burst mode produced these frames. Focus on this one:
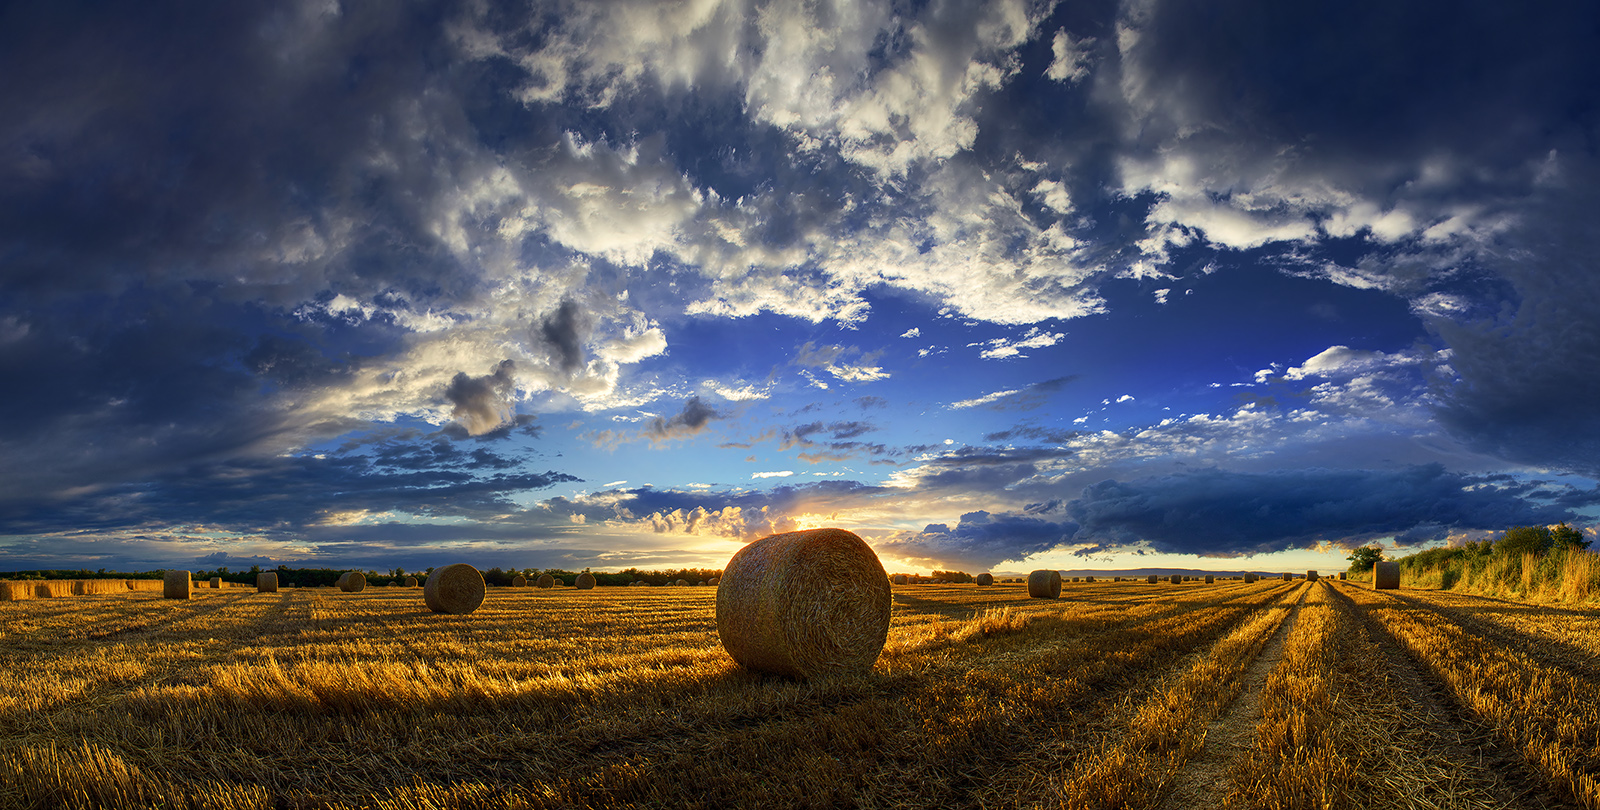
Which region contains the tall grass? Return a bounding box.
[1387,543,1600,604]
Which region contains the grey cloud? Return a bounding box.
[539,299,592,374]
[444,360,518,436]
[641,396,721,443]
[877,510,1080,571]
[1062,464,1576,558]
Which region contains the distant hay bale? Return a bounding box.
[1306,570,1320,582]
[256,573,278,593]
[576,573,597,590]
[337,571,366,593]
[1204,575,1214,584]
[709,577,720,586]
[536,574,554,588]
[1028,569,1062,599]
[676,579,689,587]
[891,573,909,585]
[424,563,486,615]
[1072,577,1081,582]
[405,576,418,587]
[1373,561,1401,590]
[1146,575,1158,584]
[715,527,891,678]
[1085,576,1096,583]
[209,576,222,589]
[163,571,191,600]
[1244,573,1258,583]
[1281,573,1293,581]
[512,575,526,587]
[1338,572,1347,580]
[1170,574,1182,585]
[975,573,994,585]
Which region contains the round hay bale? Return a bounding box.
[536,574,554,588]
[576,572,596,590]
[1145,575,1157,583]
[1085,576,1096,583]
[891,573,909,585]
[1338,572,1347,581]
[709,577,720,586]
[1169,574,1182,585]
[512,575,527,587]
[1280,572,1293,582]
[1373,561,1401,590]
[677,579,689,587]
[1204,575,1214,584]
[715,527,891,678]
[975,573,994,585]
[1306,570,1320,582]
[1244,573,1258,583]
[1027,569,1062,599]
[256,572,278,593]
[163,570,191,600]
[208,576,222,589]
[336,571,366,593]
[424,563,486,615]
[404,576,418,587]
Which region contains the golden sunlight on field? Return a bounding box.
[0,579,1595,809]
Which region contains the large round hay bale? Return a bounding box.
[1204,575,1214,584]
[256,572,278,593]
[1306,570,1320,582]
[891,573,909,585]
[715,528,891,678]
[975,573,994,585]
[512,575,527,587]
[1373,561,1401,590]
[576,572,596,590]
[1027,569,1062,599]
[1146,575,1158,584]
[163,570,191,600]
[536,574,554,588]
[209,576,222,589]
[1169,574,1182,585]
[337,571,366,593]
[404,576,418,587]
[424,563,486,615]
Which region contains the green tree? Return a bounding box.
[1552,522,1591,551]
[1496,525,1553,557]
[1346,546,1383,574]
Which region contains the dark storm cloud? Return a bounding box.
[539,299,592,374]
[444,359,518,436]
[0,446,578,540]
[878,509,1079,571]
[643,396,721,442]
[1058,465,1578,558]
[983,425,1082,444]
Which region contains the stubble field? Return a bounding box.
[1,578,1596,809]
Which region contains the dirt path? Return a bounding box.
[1156,585,1308,810]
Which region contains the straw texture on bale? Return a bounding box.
[1306,571,1320,582]
[1204,575,1214,584]
[715,528,891,678]
[337,571,366,593]
[576,572,596,590]
[163,570,191,600]
[891,574,909,585]
[1027,569,1062,599]
[975,573,994,585]
[424,563,486,615]
[1373,561,1401,590]
[256,572,278,593]
[512,575,526,587]
[1146,575,1159,584]
[536,574,554,588]
[209,576,222,588]
[0,579,166,601]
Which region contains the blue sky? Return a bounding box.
[4,0,1599,575]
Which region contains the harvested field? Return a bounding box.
[0,579,1591,809]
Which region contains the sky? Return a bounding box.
[4,0,1600,577]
